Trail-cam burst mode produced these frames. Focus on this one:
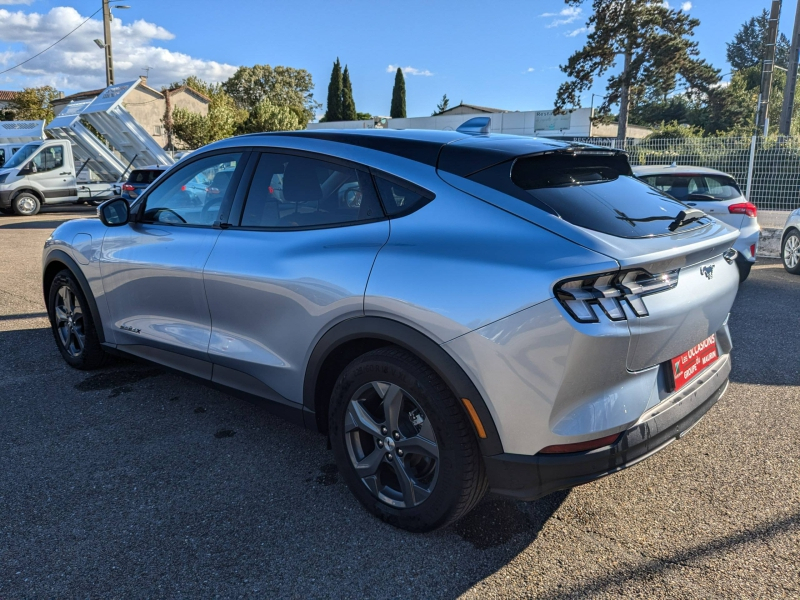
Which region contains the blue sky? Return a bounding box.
[0,0,794,119]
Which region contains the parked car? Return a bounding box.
[633,165,758,282]
[781,208,800,274]
[43,129,740,532]
[120,165,169,201]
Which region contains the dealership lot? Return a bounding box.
[0,207,798,598]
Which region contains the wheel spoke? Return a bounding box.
[54,306,69,325]
[72,301,83,320]
[353,447,384,477]
[397,435,439,460]
[382,384,404,431]
[345,401,383,438]
[73,330,85,352]
[391,459,430,506]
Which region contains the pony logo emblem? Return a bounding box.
[700,265,715,280]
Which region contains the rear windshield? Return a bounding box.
[499,152,710,238]
[128,169,164,184]
[638,173,742,202]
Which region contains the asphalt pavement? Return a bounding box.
[0,206,798,599]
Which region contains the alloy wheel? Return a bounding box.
[54,285,86,357]
[344,381,439,509]
[785,234,800,269]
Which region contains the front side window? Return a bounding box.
[3,142,40,169]
[641,174,742,202]
[142,152,241,226]
[31,146,64,172]
[240,153,382,228]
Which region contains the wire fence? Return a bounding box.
[575,136,800,212]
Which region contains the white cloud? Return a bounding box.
[566,27,588,37]
[386,64,433,77]
[526,67,535,72]
[0,6,237,92]
[540,6,582,28]
[0,0,34,4]
[681,2,692,10]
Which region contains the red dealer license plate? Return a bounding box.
[669,334,719,392]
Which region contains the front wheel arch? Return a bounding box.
[43,251,106,344]
[303,317,504,456]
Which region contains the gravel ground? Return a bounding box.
[0,206,798,599]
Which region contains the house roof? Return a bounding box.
[51,88,105,106]
[437,102,510,115]
[0,90,21,102]
[51,80,210,107]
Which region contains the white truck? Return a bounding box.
[0,79,174,216]
[0,120,45,169]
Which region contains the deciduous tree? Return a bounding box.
[9,86,61,122]
[223,64,318,126]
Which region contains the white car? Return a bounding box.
[633,165,759,282]
[781,208,800,274]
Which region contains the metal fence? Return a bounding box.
[575,136,800,212]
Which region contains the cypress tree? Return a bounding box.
[341,65,357,121]
[324,58,343,122]
[390,67,406,118]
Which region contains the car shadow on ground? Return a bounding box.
[0,325,569,597]
[0,219,78,230]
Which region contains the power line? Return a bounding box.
[0,7,102,76]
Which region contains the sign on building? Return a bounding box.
[534,111,571,131]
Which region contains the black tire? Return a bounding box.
[47,269,108,370]
[329,346,488,532]
[737,259,752,283]
[782,229,800,274]
[12,192,41,216]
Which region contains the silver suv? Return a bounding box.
[43,130,740,531]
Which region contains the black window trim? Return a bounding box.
[131,147,251,229]
[226,148,389,232]
[368,167,436,219]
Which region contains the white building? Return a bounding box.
[308,102,652,140]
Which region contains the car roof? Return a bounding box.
[632,165,732,177]
[230,129,611,177]
[130,165,168,171]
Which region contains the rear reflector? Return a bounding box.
[728,202,757,218]
[538,433,621,454]
[122,184,135,191]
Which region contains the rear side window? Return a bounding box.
[129,169,164,185]
[500,152,710,238]
[240,153,382,228]
[374,177,432,216]
[640,174,742,202]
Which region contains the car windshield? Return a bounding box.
[3,142,41,169]
[639,173,742,201]
[505,152,710,238]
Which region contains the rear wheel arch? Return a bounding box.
[43,251,105,344]
[303,317,504,455]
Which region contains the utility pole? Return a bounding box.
[756,0,783,135]
[779,0,800,135]
[102,0,114,86]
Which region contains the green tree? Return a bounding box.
[727,9,791,71]
[324,58,343,122]
[356,111,372,120]
[9,86,61,122]
[644,120,704,140]
[222,64,318,126]
[554,0,719,140]
[390,67,406,118]
[432,93,450,116]
[240,98,302,133]
[341,65,357,121]
[170,78,246,148]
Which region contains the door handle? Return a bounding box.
[60,172,72,175]
[687,202,697,206]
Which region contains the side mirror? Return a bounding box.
[98,198,130,227]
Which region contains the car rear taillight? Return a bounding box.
[555,269,679,323]
[750,244,756,258]
[728,202,757,218]
[122,184,135,191]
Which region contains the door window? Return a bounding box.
[240,153,382,228]
[31,146,64,172]
[141,152,242,226]
[373,177,432,216]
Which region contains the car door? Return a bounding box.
[27,143,77,202]
[203,151,390,404]
[100,150,247,377]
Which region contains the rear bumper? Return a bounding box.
[485,352,731,501]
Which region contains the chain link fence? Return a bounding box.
[575,136,800,213]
